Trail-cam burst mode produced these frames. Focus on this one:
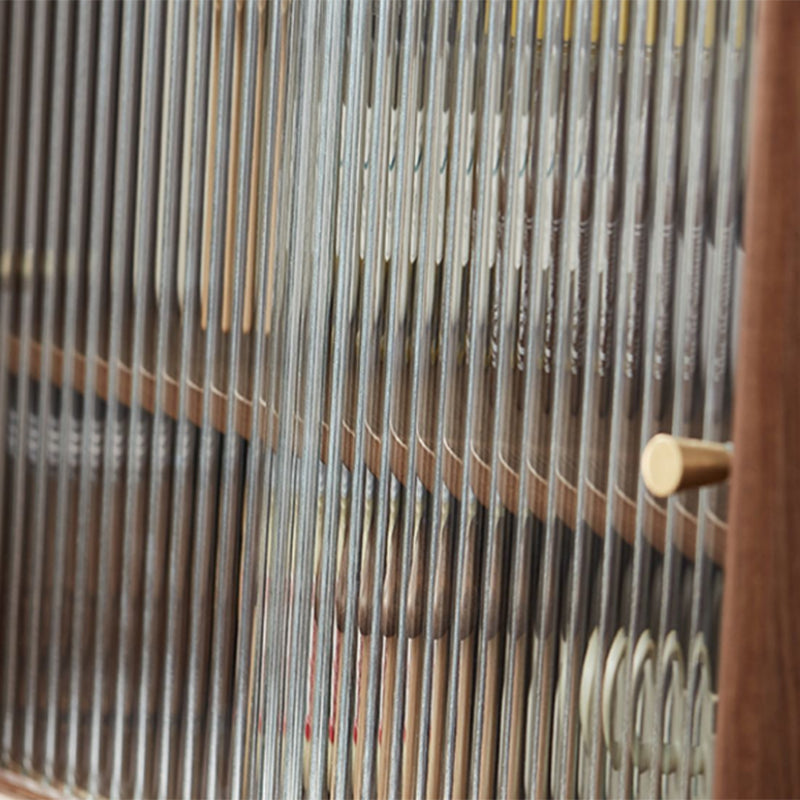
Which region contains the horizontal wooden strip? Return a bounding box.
[7,335,725,564]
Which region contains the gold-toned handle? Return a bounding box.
[641,434,732,498]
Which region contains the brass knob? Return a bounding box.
[640,434,732,498]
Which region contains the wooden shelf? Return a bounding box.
[7,335,726,565]
[0,767,65,800]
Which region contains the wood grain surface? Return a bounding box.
[0,768,64,800]
[714,2,800,796]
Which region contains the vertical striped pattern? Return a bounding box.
[0,1,753,798]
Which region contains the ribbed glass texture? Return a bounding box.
[0,1,752,798]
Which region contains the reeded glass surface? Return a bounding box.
[0,1,752,797]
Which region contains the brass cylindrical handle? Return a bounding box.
[641,434,732,498]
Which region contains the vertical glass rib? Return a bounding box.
[590,2,651,796]
[655,2,714,795]
[685,5,749,797]
[181,2,235,796]
[628,2,681,796]
[11,0,52,773]
[0,1,32,762]
[258,3,317,796]
[156,2,211,796]
[235,2,284,797]
[111,4,166,796]
[24,1,74,779]
[204,1,258,795]
[133,2,188,797]
[520,2,567,796]
[43,0,97,780]
[537,1,593,796]
[88,4,143,797]
[68,3,120,789]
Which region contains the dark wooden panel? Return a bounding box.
[715,2,800,795]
